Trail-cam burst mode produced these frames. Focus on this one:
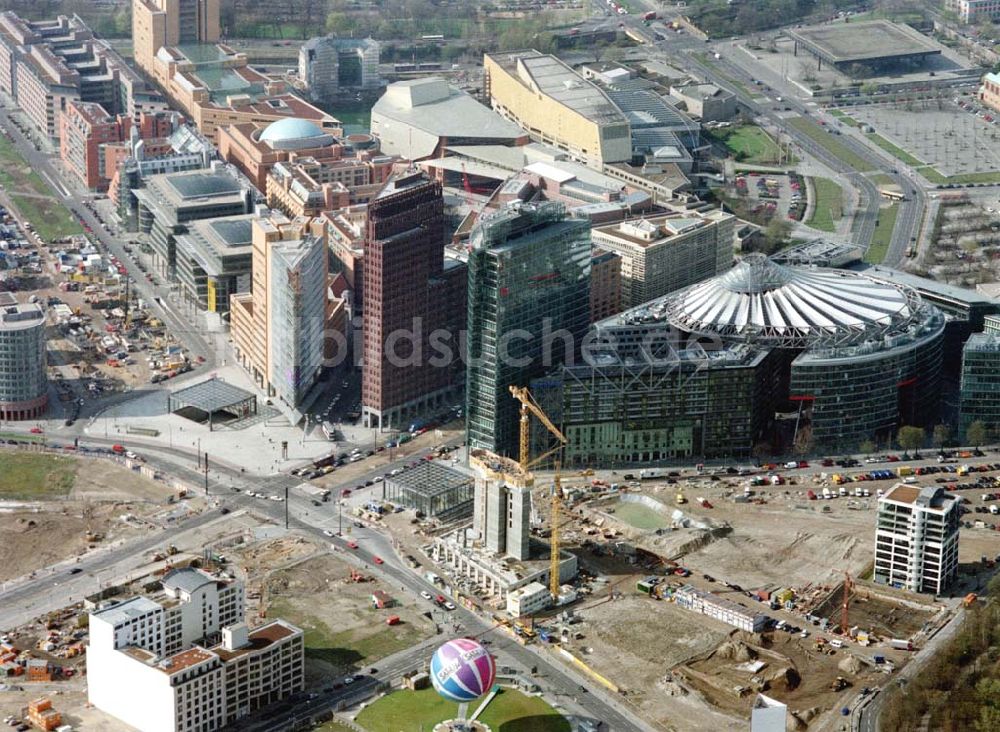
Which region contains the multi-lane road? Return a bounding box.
[0,435,651,731]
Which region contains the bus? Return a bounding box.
[639,468,668,480]
[322,422,337,441]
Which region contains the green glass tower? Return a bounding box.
[465,202,591,457]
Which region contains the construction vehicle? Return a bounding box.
[830,676,849,692]
[349,569,369,583]
[509,385,568,602]
[676,491,687,505]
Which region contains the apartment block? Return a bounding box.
[86,567,303,732]
[59,101,131,190]
[874,484,960,595]
[230,212,338,408]
[266,153,393,219]
[980,71,1000,115]
[948,0,1000,24]
[323,206,366,312]
[590,210,735,308]
[0,12,165,141]
[361,173,467,430]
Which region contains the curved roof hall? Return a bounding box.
[622,254,931,348]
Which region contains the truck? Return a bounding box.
[640,468,668,480]
[889,639,913,651]
[822,487,833,499]
[897,466,913,477]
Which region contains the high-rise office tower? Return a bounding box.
[132,0,221,77]
[361,172,466,429]
[466,201,591,457]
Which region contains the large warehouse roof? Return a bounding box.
[618,254,933,348]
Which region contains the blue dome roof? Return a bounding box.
[259,118,332,149]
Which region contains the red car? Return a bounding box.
[29,426,43,434]
[347,541,358,549]
[373,556,384,565]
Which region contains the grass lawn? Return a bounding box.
[869,173,894,186]
[0,134,83,240]
[613,500,669,530]
[864,202,900,264]
[829,110,860,127]
[917,166,1000,185]
[805,177,843,233]
[10,195,83,241]
[708,125,788,165]
[268,599,427,672]
[314,721,355,732]
[0,454,76,499]
[788,118,874,172]
[356,687,569,732]
[865,132,923,166]
[0,136,49,193]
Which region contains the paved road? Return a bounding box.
[0,102,217,371]
[0,437,649,731]
[854,606,967,732]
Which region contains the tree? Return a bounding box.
[897,426,925,457]
[762,218,792,254]
[932,423,951,451]
[967,420,989,449]
[326,12,354,34]
[859,439,875,456]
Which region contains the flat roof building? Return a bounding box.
[87,566,303,732]
[0,11,165,140]
[382,461,474,520]
[371,77,528,161]
[484,50,631,169]
[787,21,942,74]
[669,82,737,123]
[590,210,735,308]
[133,165,253,278]
[0,300,46,421]
[874,484,959,595]
[173,214,255,315]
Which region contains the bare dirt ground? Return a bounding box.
[0,686,131,731]
[0,457,183,582]
[245,552,437,686]
[564,594,738,732]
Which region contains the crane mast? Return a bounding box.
[510,385,567,601]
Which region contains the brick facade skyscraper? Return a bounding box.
[361,172,466,429]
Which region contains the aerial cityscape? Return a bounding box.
[1,0,1000,730]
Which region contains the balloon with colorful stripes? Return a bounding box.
[430,638,496,703]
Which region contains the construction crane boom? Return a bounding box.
[509,385,567,601]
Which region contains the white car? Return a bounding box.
[270,495,284,502]
[444,601,456,611]
[343,675,356,685]
[323,530,335,537]
[244,490,254,496]
[420,590,432,600]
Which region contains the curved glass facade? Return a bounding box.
[0,307,47,419]
[790,309,945,450]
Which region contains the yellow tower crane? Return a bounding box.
[509,385,568,601]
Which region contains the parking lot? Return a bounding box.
[847,98,1000,177]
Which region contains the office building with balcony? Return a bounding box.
[133,166,253,277]
[86,566,303,732]
[874,484,960,595]
[361,173,467,429]
[590,210,735,308]
[465,201,591,457]
[0,298,46,421]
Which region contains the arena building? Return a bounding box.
[533,254,946,462]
